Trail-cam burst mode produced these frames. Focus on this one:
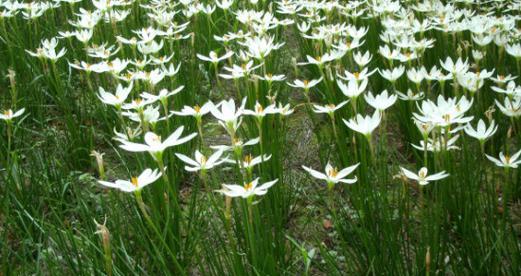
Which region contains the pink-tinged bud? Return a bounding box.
[95,217,113,276]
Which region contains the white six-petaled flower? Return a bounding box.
[218,178,278,199]
[0,108,25,122]
[464,119,497,142]
[400,167,449,185]
[302,163,359,189]
[98,168,162,192]
[175,149,226,172]
[485,150,521,168]
[118,127,197,160]
[343,112,381,137]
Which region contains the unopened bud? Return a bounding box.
[425,247,431,274]
[95,217,113,276]
[90,150,105,180]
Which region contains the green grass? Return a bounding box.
[1,0,521,275]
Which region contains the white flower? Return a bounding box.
[0,108,25,122]
[396,89,424,101]
[506,43,521,59]
[98,83,133,108]
[197,50,233,64]
[175,149,225,172]
[220,61,262,79]
[412,135,460,152]
[406,67,426,85]
[118,127,197,158]
[216,0,234,10]
[464,119,497,142]
[137,40,164,55]
[353,50,372,67]
[287,78,323,91]
[379,66,405,82]
[123,105,170,125]
[141,86,184,103]
[302,163,359,188]
[400,167,449,185]
[243,101,278,119]
[218,178,278,199]
[172,102,214,118]
[486,150,521,168]
[298,51,345,67]
[343,112,381,137]
[312,101,348,115]
[364,90,397,112]
[211,98,246,133]
[210,137,259,152]
[277,103,294,116]
[98,168,162,192]
[26,38,67,61]
[491,81,521,97]
[338,68,377,82]
[337,78,368,99]
[414,95,473,128]
[256,73,286,83]
[440,57,469,77]
[495,97,521,117]
[239,35,284,60]
[227,154,272,170]
[490,74,517,85]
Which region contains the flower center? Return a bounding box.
[244,182,253,191]
[131,177,139,186]
[328,167,338,178]
[244,154,252,164]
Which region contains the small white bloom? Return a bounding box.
[486,150,521,168]
[343,112,381,137]
[175,149,225,172]
[364,90,397,112]
[98,168,162,192]
[118,127,197,159]
[302,163,359,188]
[0,108,25,122]
[218,178,278,199]
[400,167,449,185]
[464,119,497,142]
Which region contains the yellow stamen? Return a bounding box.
[244,154,253,164]
[131,177,139,186]
[244,182,253,191]
[328,167,338,178]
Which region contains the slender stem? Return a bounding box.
[134,191,185,274]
